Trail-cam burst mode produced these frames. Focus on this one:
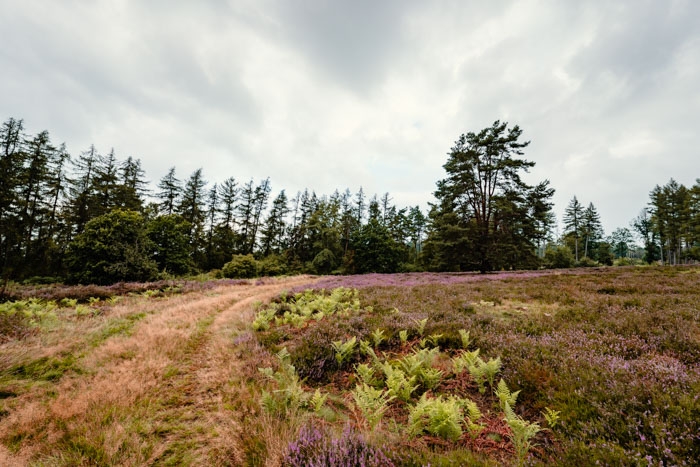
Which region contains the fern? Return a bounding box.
[397,352,423,377]
[383,365,418,402]
[351,383,395,430]
[408,394,464,441]
[467,358,487,393]
[504,401,542,466]
[370,328,386,348]
[419,367,444,390]
[458,329,472,349]
[495,378,521,411]
[399,329,409,344]
[414,317,428,337]
[359,339,372,355]
[331,336,357,366]
[452,348,481,374]
[426,333,443,348]
[252,307,276,331]
[542,407,561,429]
[258,347,306,415]
[309,388,328,414]
[483,356,502,388]
[467,355,501,393]
[461,398,484,437]
[355,363,381,387]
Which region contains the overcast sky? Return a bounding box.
[2,0,699,235]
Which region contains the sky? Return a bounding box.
[1,0,699,236]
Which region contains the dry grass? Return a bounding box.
[0,275,318,466]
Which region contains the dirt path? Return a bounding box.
[0,276,318,466]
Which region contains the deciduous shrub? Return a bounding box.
[66,209,158,285]
[543,245,574,269]
[222,254,258,278]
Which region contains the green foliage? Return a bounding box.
[331,336,357,366]
[355,363,381,387]
[503,401,542,466]
[419,367,444,390]
[542,407,561,429]
[414,317,428,337]
[252,287,362,330]
[258,348,307,416]
[8,354,80,381]
[309,388,328,415]
[543,244,574,269]
[452,349,480,374]
[399,329,409,344]
[311,249,337,275]
[461,398,485,437]
[351,383,394,430]
[66,209,158,285]
[408,394,465,441]
[258,254,288,277]
[426,333,443,348]
[147,214,193,275]
[575,256,599,268]
[467,356,501,394]
[458,329,472,349]
[222,254,258,279]
[494,379,520,411]
[425,121,554,272]
[395,347,441,391]
[370,328,386,348]
[350,211,405,273]
[381,364,418,402]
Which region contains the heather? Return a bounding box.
[252,266,700,465]
[0,277,253,303]
[2,268,699,465]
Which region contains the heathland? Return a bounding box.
[1,266,698,466]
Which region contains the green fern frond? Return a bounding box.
[371,328,386,348]
[495,378,521,411]
[458,329,472,349]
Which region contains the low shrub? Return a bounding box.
[222,254,259,279]
[282,425,394,467]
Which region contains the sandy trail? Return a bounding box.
[0,276,318,466]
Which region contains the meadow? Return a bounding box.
[1,267,698,466]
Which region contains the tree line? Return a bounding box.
[1,116,697,288]
[0,117,430,286]
[552,177,700,267]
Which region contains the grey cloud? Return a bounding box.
[271,0,421,94]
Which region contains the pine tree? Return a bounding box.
[68,145,100,235]
[93,148,120,217]
[157,167,181,215]
[0,119,26,287]
[248,178,271,253]
[563,196,584,261]
[236,179,255,253]
[581,202,603,259]
[260,190,290,255]
[632,208,658,263]
[426,121,552,272]
[117,156,147,211]
[218,177,238,229]
[177,168,207,267]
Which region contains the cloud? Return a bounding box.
[1,0,699,236]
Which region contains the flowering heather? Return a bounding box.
[291,269,564,292]
[257,266,700,465]
[282,424,394,467]
[1,278,253,302]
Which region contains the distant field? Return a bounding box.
[1,267,699,466]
